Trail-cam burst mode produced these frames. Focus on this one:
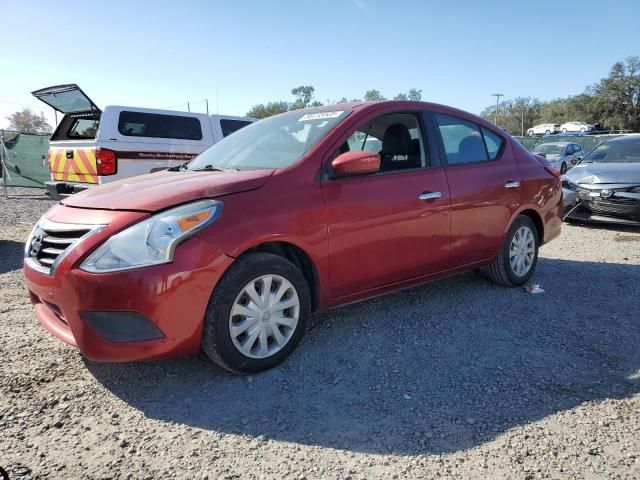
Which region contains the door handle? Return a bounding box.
[66,150,74,159]
[418,191,442,201]
[504,181,520,189]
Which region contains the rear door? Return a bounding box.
[428,111,521,266]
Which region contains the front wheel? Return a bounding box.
[486,215,539,287]
[560,162,567,174]
[527,130,534,137]
[562,128,567,132]
[201,252,311,374]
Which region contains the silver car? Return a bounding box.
[562,135,640,226]
[532,142,583,174]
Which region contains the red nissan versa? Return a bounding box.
[24,101,562,373]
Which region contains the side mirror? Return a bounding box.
[574,155,582,162]
[331,150,380,177]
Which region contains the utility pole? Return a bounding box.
[205,99,209,115]
[187,102,190,112]
[492,93,503,125]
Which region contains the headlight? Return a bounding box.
[80,199,222,273]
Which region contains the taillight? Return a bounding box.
[96,148,117,175]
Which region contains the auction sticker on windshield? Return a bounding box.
[298,111,344,121]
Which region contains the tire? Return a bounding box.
[486,215,539,287]
[545,130,550,135]
[562,128,567,132]
[560,162,567,174]
[527,130,534,137]
[201,252,311,374]
[580,128,586,133]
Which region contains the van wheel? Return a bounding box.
[486,215,539,287]
[201,252,311,374]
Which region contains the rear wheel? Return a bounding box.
[486,215,539,287]
[527,130,534,137]
[562,128,567,132]
[201,252,311,374]
[545,130,550,135]
[580,127,586,133]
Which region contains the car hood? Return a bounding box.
[62,169,274,212]
[564,162,640,185]
[546,154,563,162]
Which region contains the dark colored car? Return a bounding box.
[563,135,640,225]
[24,101,562,373]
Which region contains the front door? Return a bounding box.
[322,111,451,299]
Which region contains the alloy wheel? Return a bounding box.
[229,274,300,359]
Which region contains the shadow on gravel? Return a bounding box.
[87,258,640,455]
[0,240,24,274]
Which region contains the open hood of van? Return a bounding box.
[61,169,274,212]
[32,84,101,114]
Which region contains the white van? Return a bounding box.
[33,84,254,198]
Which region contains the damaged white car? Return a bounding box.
[563,135,640,226]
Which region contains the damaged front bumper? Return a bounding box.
[562,183,640,225]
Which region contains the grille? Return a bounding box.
[26,219,99,274]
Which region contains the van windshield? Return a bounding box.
[188,109,351,171]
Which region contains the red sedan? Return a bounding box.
[24,101,562,373]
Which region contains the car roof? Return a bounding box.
[537,142,570,147]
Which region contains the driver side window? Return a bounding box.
[342,113,427,172]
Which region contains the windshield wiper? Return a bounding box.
[191,165,238,172]
[167,162,190,171]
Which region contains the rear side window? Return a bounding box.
[68,118,99,138]
[482,127,503,160]
[118,111,203,140]
[435,114,487,164]
[220,119,252,137]
[434,114,503,165]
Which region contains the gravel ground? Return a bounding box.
[1,186,639,479]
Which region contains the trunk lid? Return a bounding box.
[61,169,274,211]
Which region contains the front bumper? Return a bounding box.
[23,205,235,362]
[562,186,640,225]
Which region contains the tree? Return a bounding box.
[407,88,422,101]
[591,56,640,131]
[246,101,290,119]
[364,90,386,101]
[393,88,422,101]
[291,85,318,110]
[6,108,52,134]
[480,97,543,135]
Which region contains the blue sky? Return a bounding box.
[1,0,639,128]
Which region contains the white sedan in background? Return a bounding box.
[527,123,561,136]
[560,121,595,133]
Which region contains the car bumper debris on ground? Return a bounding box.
[1,188,639,479]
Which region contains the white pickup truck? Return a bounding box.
[33,84,254,198]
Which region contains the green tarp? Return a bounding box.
[514,134,623,153]
[1,130,50,188]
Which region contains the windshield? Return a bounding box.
[188,109,351,171]
[534,144,565,154]
[583,137,640,163]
